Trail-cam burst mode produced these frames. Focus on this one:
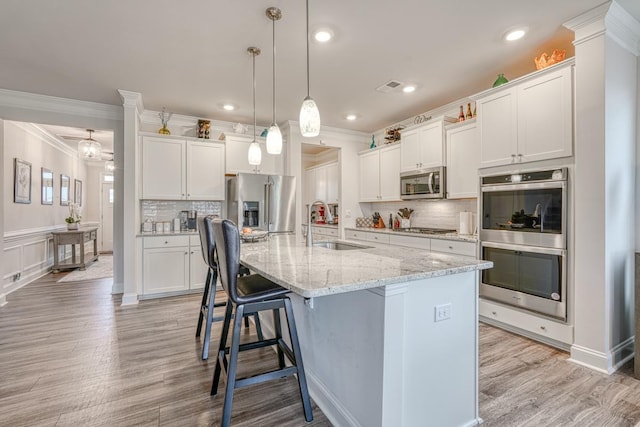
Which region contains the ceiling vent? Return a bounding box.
[376,80,404,93]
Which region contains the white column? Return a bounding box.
[0,118,5,307]
[118,90,143,306]
[564,1,640,373]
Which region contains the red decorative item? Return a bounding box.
[317,205,325,224]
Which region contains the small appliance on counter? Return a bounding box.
[179,211,189,231]
[187,210,197,231]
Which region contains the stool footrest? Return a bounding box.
[235,367,298,389]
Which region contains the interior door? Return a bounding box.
[101,181,114,252]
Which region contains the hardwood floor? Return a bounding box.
[2,273,640,426]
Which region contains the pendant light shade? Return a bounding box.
[247,46,262,167]
[299,0,320,137]
[266,7,283,154]
[104,160,115,173]
[78,129,102,159]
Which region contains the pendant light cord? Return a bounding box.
[272,14,277,124]
[306,0,310,98]
[253,51,257,141]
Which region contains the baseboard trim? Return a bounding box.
[120,293,139,306]
[569,337,634,375]
[305,369,362,427]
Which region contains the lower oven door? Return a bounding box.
[480,241,567,321]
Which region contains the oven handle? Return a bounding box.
[428,172,434,194]
[481,181,565,193]
[481,241,565,256]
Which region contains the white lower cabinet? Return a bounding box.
[303,225,339,240]
[479,299,573,346]
[141,235,209,296]
[430,239,476,257]
[346,229,475,257]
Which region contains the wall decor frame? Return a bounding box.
[14,158,32,204]
[60,174,70,206]
[41,168,53,205]
[74,179,83,206]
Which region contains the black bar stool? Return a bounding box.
[195,216,262,360]
[210,219,313,427]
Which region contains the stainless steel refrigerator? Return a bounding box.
[226,174,296,233]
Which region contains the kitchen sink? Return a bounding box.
[312,241,373,251]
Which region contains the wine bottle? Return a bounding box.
[458,105,465,122]
[466,103,472,119]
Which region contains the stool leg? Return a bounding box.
[283,298,313,422]
[196,269,212,338]
[273,309,285,369]
[254,313,264,341]
[201,270,217,360]
[221,304,244,427]
[244,316,250,328]
[212,300,233,396]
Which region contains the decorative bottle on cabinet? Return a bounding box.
[466,103,473,120]
[458,106,465,122]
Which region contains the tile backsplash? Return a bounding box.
[141,200,222,222]
[360,199,477,231]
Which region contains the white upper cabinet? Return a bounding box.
[304,162,339,206]
[326,162,339,204]
[359,144,400,202]
[400,117,454,172]
[225,133,284,175]
[142,137,185,199]
[474,62,573,168]
[446,122,480,199]
[141,136,225,200]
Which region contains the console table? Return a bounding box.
[52,227,99,273]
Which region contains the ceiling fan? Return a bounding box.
[56,129,113,160]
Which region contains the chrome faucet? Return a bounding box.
[306,200,334,247]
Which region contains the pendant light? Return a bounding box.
[104,160,115,173]
[78,129,102,159]
[247,47,262,167]
[266,7,283,155]
[299,0,320,137]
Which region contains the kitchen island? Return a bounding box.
[240,234,492,427]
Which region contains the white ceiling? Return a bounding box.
[1,1,638,134]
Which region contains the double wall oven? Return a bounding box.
[479,168,567,320]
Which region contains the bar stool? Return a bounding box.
[195,216,262,360]
[210,219,313,427]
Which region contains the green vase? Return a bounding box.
[493,74,508,88]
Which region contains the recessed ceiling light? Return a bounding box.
[223,104,235,111]
[314,29,333,42]
[505,29,526,41]
[403,85,416,93]
[346,114,357,121]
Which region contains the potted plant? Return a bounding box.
[65,203,82,230]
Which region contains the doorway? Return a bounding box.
[101,175,114,253]
[301,143,340,225]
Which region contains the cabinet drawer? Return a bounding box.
[479,299,573,345]
[366,232,390,244]
[143,235,190,248]
[430,239,476,257]
[312,226,338,237]
[345,229,370,241]
[389,234,430,250]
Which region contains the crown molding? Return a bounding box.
[11,121,77,157]
[118,90,144,113]
[564,1,611,35]
[284,120,369,141]
[606,1,640,56]
[0,88,123,121]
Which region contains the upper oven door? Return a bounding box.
[400,167,445,199]
[480,180,566,249]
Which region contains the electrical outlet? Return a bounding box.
[434,303,452,322]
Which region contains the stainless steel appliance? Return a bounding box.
[479,168,568,320]
[227,174,296,233]
[400,167,445,200]
[187,210,197,231]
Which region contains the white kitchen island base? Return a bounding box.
[260,270,480,427]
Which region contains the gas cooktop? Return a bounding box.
[393,227,456,235]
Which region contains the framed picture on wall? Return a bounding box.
[14,158,32,204]
[74,179,82,207]
[41,168,53,205]
[60,174,70,206]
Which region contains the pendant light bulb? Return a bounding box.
[247,46,262,167]
[266,7,283,155]
[300,0,321,137]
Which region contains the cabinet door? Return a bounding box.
[189,249,210,290]
[418,121,445,168]
[400,128,420,172]
[315,166,328,201]
[359,150,380,202]
[477,88,518,168]
[326,162,339,204]
[142,137,185,199]
[379,145,401,201]
[304,168,316,208]
[187,141,225,200]
[446,124,480,199]
[225,137,257,174]
[143,246,189,294]
[517,66,572,163]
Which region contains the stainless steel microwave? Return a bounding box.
[400,167,446,200]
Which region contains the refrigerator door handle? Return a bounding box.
[264,183,270,228]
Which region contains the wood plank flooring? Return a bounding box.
[2,273,640,426]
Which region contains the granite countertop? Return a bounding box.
[240,234,492,298]
[344,226,478,243]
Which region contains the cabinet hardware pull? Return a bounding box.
[492,311,497,315]
[164,241,168,244]
[184,252,188,255]
[540,326,546,331]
